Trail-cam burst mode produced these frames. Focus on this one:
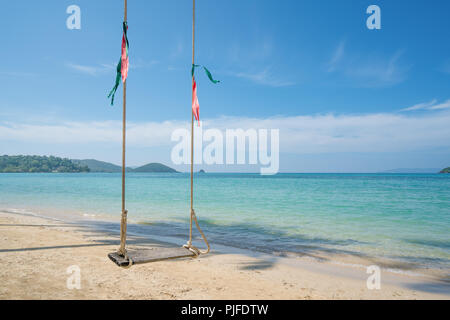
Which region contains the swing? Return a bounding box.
[108,0,210,267]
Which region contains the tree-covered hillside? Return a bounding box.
[440,167,450,173]
[71,159,133,173]
[0,155,90,173]
[133,163,178,173]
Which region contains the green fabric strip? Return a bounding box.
[108,59,122,106]
[191,64,220,84]
[202,66,220,84]
[191,64,199,78]
[123,22,129,50]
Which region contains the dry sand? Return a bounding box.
[0,211,448,300]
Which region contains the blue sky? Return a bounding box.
[0,0,449,172]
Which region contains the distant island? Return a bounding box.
[440,167,450,173]
[132,163,178,173]
[73,159,177,173]
[72,159,132,173]
[198,169,206,173]
[380,168,441,174]
[0,155,178,173]
[0,155,89,173]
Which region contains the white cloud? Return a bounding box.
[0,120,186,147]
[234,68,295,87]
[401,99,450,112]
[430,100,450,110]
[1,110,450,155]
[401,99,437,111]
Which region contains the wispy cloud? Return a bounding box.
[430,100,450,110]
[346,50,408,87]
[233,68,295,87]
[2,110,450,154]
[401,99,450,112]
[170,40,184,58]
[401,99,437,111]
[66,63,113,76]
[327,41,345,72]
[326,42,409,87]
[227,38,273,64]
[67,59,158,76]
[225,36,293,87]
[442,60,450,74]
[129,58,159,69]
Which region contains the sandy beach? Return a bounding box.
[0,210,448,300]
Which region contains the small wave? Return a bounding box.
[83,213,97,217]
[0,207,69,223]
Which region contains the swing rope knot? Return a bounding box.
[117,209,133,267]
[184,208,210,257]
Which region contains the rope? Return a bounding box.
[118,209,128,256]
[118,0,128,258]
[183,209,210,256]
[120,251,133,269]
[185,0,211,257]
[189,0,195,250]
[123,254,133,268]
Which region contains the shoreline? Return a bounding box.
[1,209,449,299]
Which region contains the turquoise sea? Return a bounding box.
[0,173,449,272]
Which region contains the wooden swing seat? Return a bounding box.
[108,246,195,267]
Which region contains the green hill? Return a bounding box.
[72,159,133,173]
[133,163,178,173]
[0,155,89,173]
[440,167,450,173]
[71,159,177,173]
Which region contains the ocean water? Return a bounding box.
[0,173,449,271]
